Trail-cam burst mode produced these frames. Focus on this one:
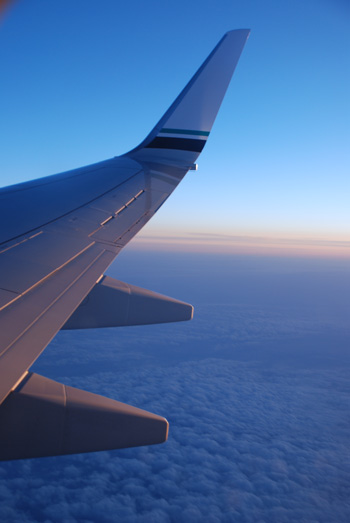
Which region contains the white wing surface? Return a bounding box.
[0,30,249,460]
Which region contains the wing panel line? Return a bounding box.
[0,246,115,404]
[0,166,144,247]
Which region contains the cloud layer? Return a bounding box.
[0,253,349,522]
[1,329,349,521]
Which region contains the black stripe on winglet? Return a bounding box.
[145,137,206,152]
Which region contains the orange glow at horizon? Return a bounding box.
[129,231,350,259]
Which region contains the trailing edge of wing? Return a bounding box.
[127,29,250,164]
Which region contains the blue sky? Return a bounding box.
[1,0,349,256]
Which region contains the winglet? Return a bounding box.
[127,29,250,164]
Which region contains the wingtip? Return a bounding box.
[127,28,250,163]
[224,28,251,39]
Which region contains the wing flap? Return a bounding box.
[0,372,168,460]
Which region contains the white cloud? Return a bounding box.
[1,348,349,522]
[1,255,349,522]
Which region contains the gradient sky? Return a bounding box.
[0,4,350,520]
[0,0,349,255]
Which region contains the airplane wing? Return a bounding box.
[0,29,250,460]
